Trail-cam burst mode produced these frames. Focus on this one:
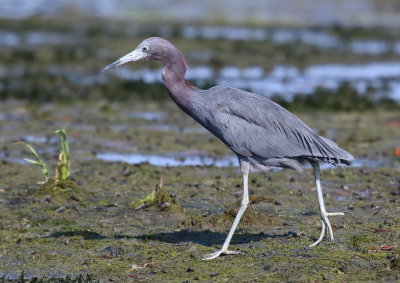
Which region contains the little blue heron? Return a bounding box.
[103,37,353,260]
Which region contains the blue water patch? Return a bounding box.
[104,62,400,102]
[96,152,388,169]
[96,152,238,167]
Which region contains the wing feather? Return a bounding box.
[204,86,353,165]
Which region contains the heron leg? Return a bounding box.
[203,158,249,260]
[309,161,345,247]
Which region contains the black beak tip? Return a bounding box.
[101,65,113,73]
[101,61,120,73]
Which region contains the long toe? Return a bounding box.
[323,211,345,241]
[309,219,326,247]
[310,211,345,246]
[326,212,345,216]
[202,249,241,260]
[202,250,223,261]
[324,217,334,241]
[223,250,242,255]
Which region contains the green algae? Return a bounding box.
[1,154,398,281]
[35,177,83,206]
[0,101,399,281]
[131,179,182,212]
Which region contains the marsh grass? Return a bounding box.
[55,129,70,181]
[17,129,75,190]
[15,141,49,182]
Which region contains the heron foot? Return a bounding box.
[309,211,345,247]
[202,249,242,260]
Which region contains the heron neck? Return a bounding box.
[161,60,196,107]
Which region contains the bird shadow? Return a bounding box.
[48,229,299,247]
[48,230,107,240]
[118,229,300,247]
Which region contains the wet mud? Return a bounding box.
[0,101,399,282]
[1,13,400,283]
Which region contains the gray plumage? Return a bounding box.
[103,37,353,260]
[180,85,353,173]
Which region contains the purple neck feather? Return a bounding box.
[160,47,195,107]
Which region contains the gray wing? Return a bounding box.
[203,86,353,165]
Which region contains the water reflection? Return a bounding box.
[97,152,238,167]
[107,62,400,102]
[3,60,398,102]
[182,25,400,56]
[96,151,388,170]
[123,111,166,121]
[0,31,77,47]
[137,124,207,133]
[0,0,397,29]
[2,25,400,57]
[0,148,389,169]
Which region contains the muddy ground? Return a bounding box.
[0,101,399,282]
[0,15,400,283]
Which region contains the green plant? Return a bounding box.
[131,178,180,211]
[55,129,70,180]
[15,141,49,181]
[17,128,71,183]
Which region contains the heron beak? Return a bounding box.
[102,49,144,72]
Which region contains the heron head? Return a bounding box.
[102,37,178,72]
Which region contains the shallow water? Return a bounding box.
[0,31,78,47]
[2,0,400,27]
[137,124,207,133]
[2,26,400,57]
[2,18,400,104]
[3,59,383,103]
[184,25,400,55]
[19,60,394,102]
[96,152,238,167]
[0,146,390,170]
[105,61,400,101]
[122,111,165,121]
[96,151,389,170]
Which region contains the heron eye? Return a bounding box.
[142,46,148,52]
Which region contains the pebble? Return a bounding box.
[55,206,66,213]
[210,272,218,277]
